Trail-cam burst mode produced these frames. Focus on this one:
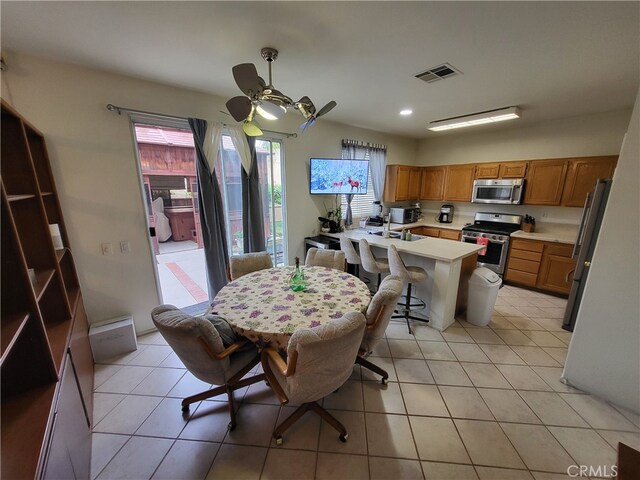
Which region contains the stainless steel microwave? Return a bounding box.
[472,179,525,204]
[389,207,419,224]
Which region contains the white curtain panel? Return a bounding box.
[204,122,224,172]
[368,145,387,203]
[226,125,252,174]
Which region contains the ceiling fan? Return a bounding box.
[226,47,337,136]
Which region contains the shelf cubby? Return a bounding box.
[8,196,56,270]
[59,249,80,312]
[25,124,54,193]
[1,108,38,197]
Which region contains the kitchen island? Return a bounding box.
[326,228,484,331]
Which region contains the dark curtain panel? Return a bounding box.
[242,135,266,253]
[188,118,229,297]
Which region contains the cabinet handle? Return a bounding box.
[565,268,575,283]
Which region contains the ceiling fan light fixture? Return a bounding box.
[256,101,287,120]
[400,109,413,116]
[227,48,336,133]
[428,106,521,132]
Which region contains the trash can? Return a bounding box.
[467,267,502,326]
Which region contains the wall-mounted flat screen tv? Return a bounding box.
[309,158,369,195]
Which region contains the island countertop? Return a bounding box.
[325,228,484,262]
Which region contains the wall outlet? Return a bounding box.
[101,243,113,255]
[120,240,130,254]
[541,212,548,218]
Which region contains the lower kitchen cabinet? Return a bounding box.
[537,243,576,294]
[505,238,575,295]
[414,226,460,240]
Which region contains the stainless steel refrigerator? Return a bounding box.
[562,178,612,331]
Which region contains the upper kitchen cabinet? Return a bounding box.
[475,161,528,179]
[499,161,528,178]
[420,166,445,200]
[443,164,476,202]
[523,159,568,205]
[383,165,422,202]
[561,156,617,207]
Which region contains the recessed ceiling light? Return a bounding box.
[400,109,413,116]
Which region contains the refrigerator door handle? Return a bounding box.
[572,192,593,259]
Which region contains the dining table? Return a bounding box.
[209,266,372,353]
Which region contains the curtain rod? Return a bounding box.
[106,104,298,138]
[341,138,387,150]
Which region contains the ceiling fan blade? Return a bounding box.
[232,63,262,96]
[243,119,263,137]
[316,100,337,118]
[226,96,253,122]
[300,117,316,132]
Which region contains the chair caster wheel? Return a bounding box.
[275,435,283,446]
[339,433,348,443]
[181,405,189,412]
[381,377,387,385]
[227,422,236,431]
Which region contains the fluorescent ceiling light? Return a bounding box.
[428,106,521,132]
[400,109,413,116]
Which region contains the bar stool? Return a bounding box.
[388,244,429,334]
[358,238,390,292]
[340,236,365,279]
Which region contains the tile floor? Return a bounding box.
[91,285,640,479]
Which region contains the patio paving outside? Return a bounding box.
[156,241,209,309]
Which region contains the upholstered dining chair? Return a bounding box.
[151,305,265,430]
[304,247,346,271]
[357,275,404,384]
[358,238,390,291]
[228,251,273,281]
[261,311,366,445]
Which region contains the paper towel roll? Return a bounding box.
[49,224,64,250]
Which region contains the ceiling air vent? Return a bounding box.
[415,63,460,83]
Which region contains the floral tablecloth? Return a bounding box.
[209,266,371,352]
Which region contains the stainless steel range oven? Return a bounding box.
[461,213,522,275]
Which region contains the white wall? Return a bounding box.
[417,110,630,166]
[562,89,640,413]
[1,51,416,332]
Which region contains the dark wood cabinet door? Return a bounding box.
[420,167,445,200]
[443,164,475,202]
[561,156,617,207]
[42,358,91,480]
[524,159,568,205]
[69,297,93,426]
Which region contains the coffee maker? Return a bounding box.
[367,201,384,226]
[438,204,454,223]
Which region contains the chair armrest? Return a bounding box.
[260,348,289,405]
[214,338,250,360]
[263,348,288,376]
[199,337,250,360]
[366,305,387,331]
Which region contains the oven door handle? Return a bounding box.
[462,235,507,244]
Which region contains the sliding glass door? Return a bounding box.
[215,134,286,266]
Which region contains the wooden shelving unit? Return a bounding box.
[1,100,93,479]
